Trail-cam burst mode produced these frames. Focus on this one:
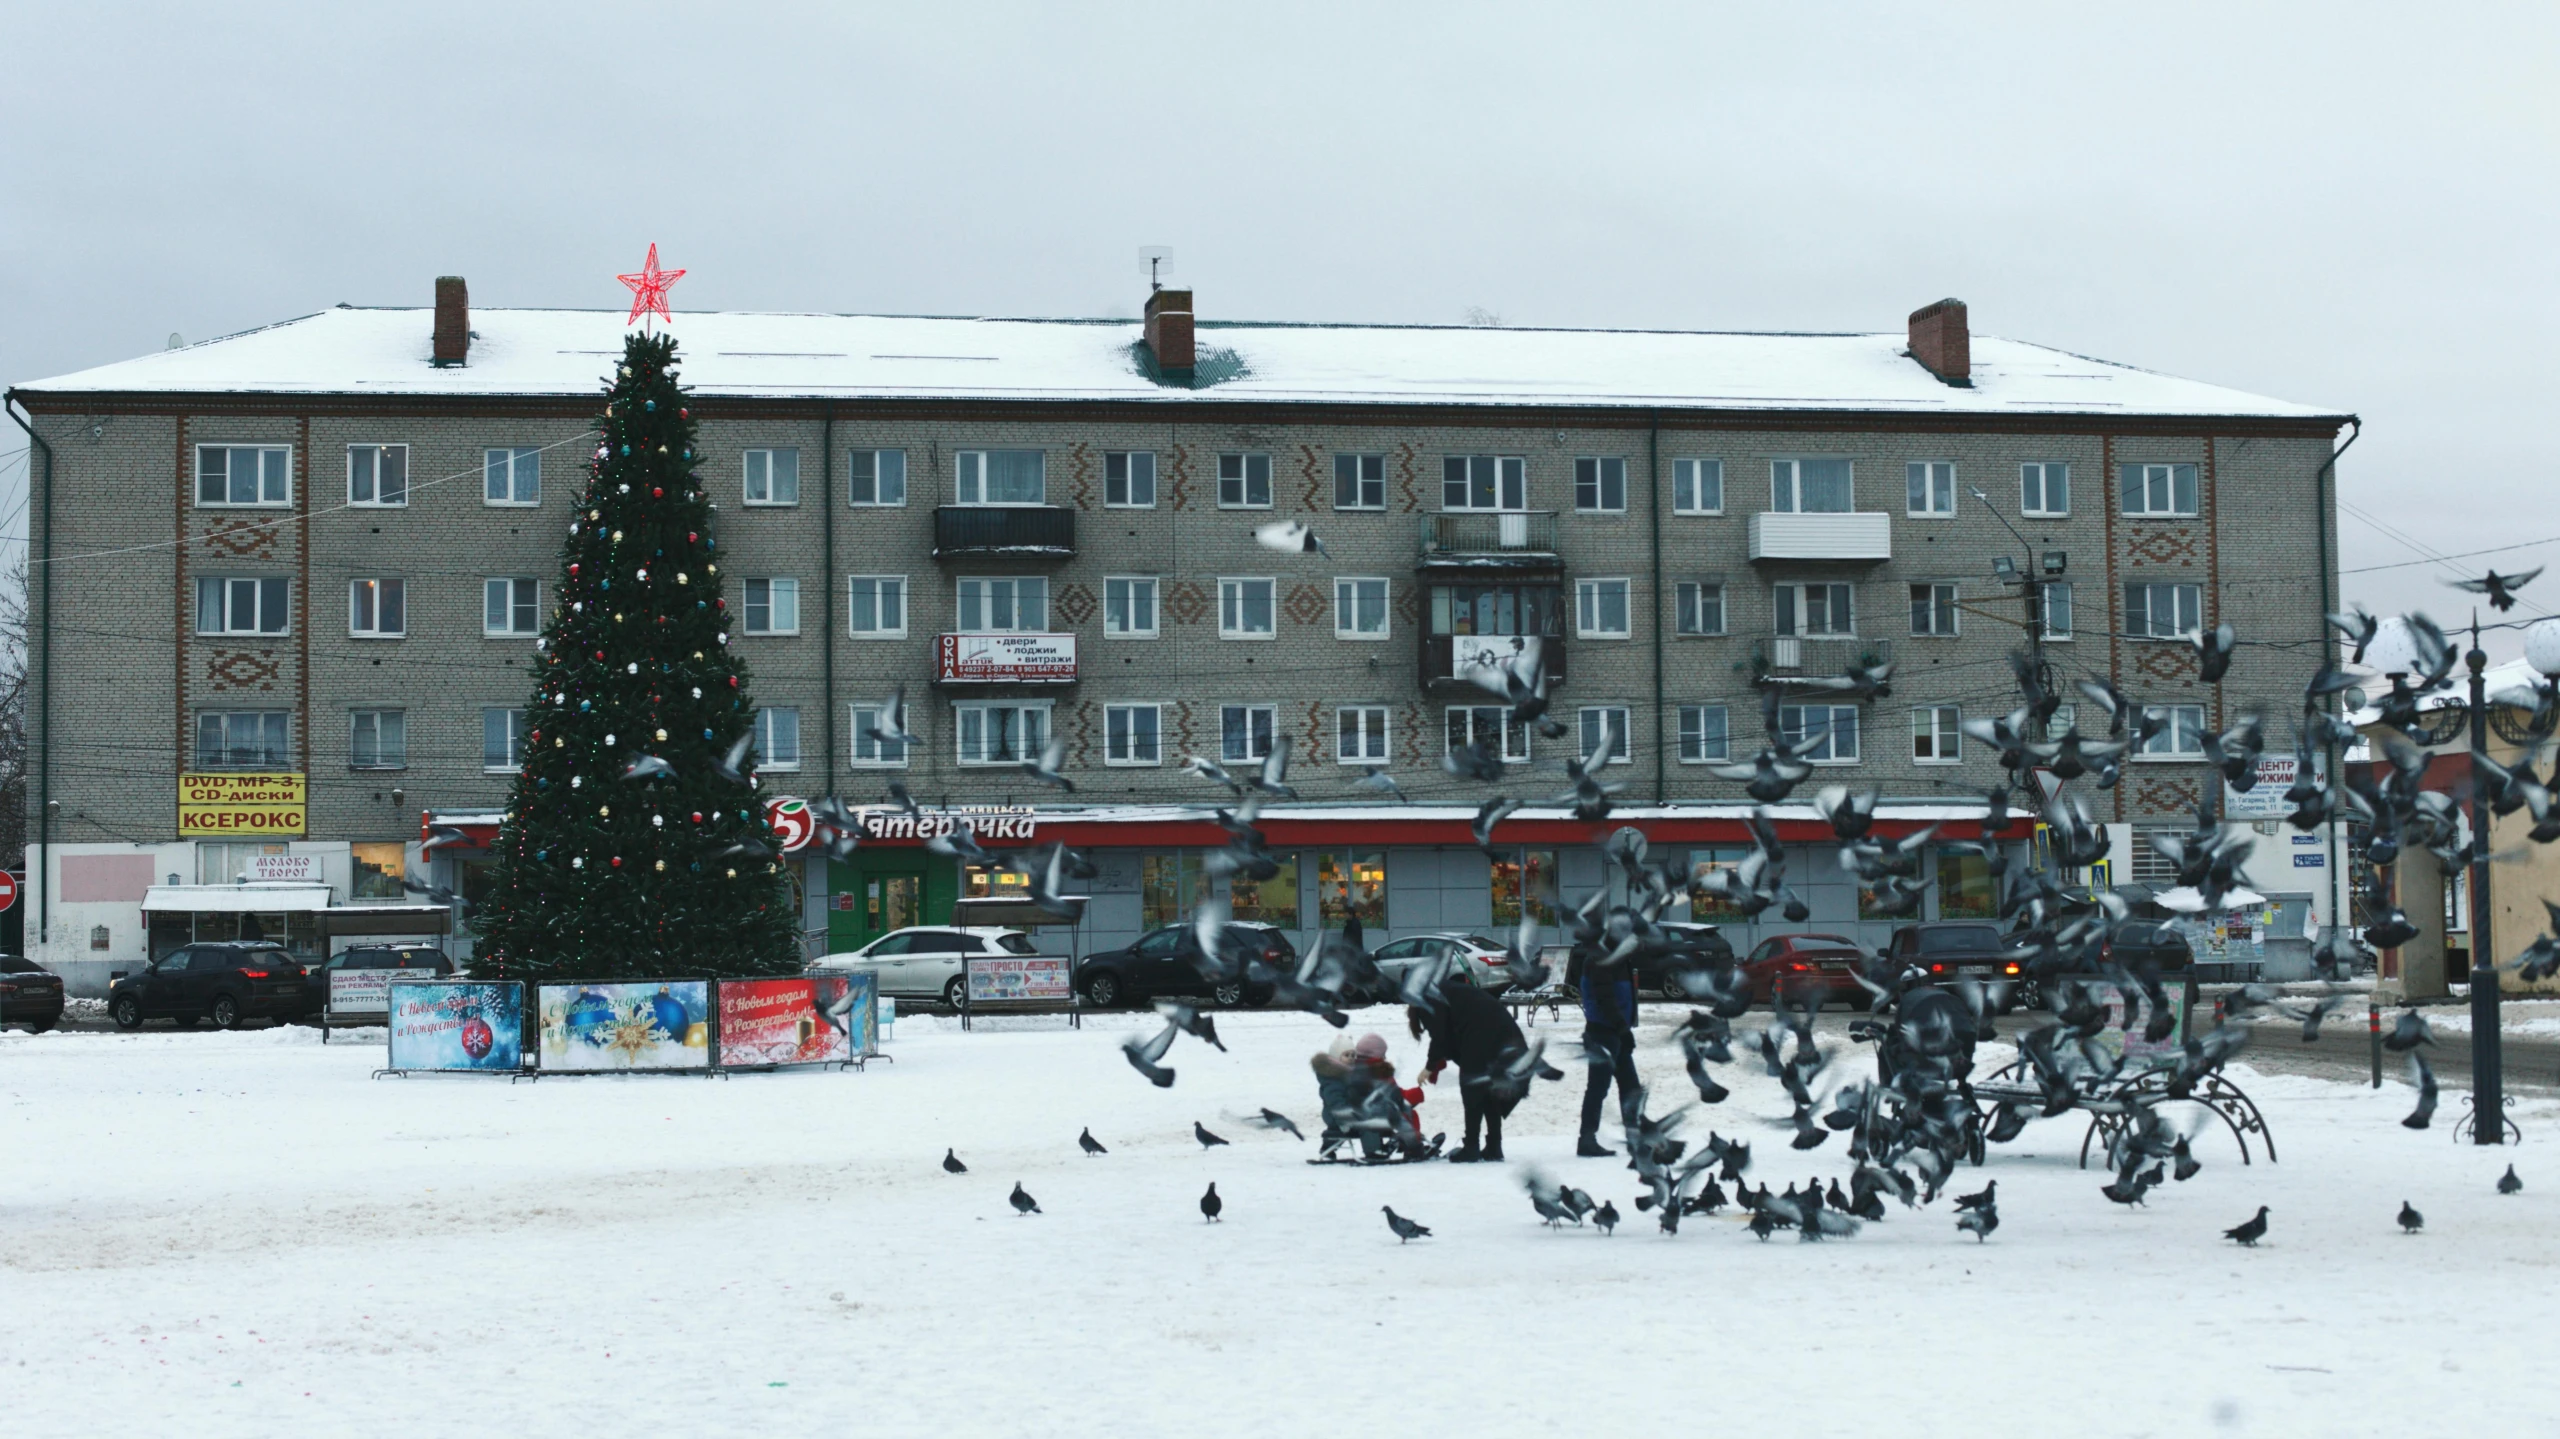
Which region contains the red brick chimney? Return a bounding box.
[1144,287,1194,380]
[1907,298,1970,387]
[432,276,470,367]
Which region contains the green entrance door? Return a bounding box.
[826,853,958,954]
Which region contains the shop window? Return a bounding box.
[351,842,406,900]
[966,863,1029,899]
[1686,848,1751,919]
[1316,851,1387,929]
[1936,849,1997,918]
[1490,848,1559,926]
[1228,858,1299,926]
[197,841,289,885]
[1143,853,1204,930]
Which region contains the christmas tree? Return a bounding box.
[472,329,800,982]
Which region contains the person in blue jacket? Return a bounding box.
[1566,939,1641,1157]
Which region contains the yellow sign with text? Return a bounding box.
[178,773,307,837]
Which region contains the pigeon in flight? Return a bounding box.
[1957,1205,1999,1243]
[1472,796,1522,853]
[620,754,675,782]
[1122,1021,1179,1088]
[1181,753,1246,795]
[1442,737,1505,783]
[1252,1108,1305,1141]
[1155,1000,1227,1052]
[1953,1180,1996,1212]
[1200,1182,1224,1223]
[1020,735,1075,792]
[1381,1206,1432,1243]
[1079,1127,1107,1157]
[2396,1200,2424,1234]
[2500,1164,2523,1195]
[2223,1205,2270,1247]
[1249,735,1299,800]
[1194,1121,1230,1151]
[942,1148,967,1175]
[2402,1051,2439,1129]
[867,686,918,752]
[1254,519,1328,558]
[1351,767,1408,802]
[884,777,922,820]
[2448,566,2542,612]
[1009,1182,1041,1216]
[709,731,757,786]
[925,820,998,866]
[2194,622,2238,683]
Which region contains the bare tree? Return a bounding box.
[0,557,28,870]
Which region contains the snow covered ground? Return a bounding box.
[2417,999,2560,1039]
[4,1009,2555,1439]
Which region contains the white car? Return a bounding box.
[1369,933,1515,994]
[810,926,1040,1009]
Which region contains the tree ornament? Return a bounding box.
[655,728,667,741]
[726,869,737,878]
[652,815,664,828]
[653,487,663,498]
[627,662,640,674]
[605,733,617,746]
[573,856,586,868]
[655,860,666,872]
[613,856,624,868]
[616,242,685,325]
[636,568,648,581]
[691,687,702,698]
[599,805,611,817]
[677,573,689,586]
[571,775,583,788]
[613,530,624,542]
[691,812,703,823]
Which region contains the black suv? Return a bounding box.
[2102,922,2195,973]
[305,944,454,1012]
[1076,923,1292,1008]
[0,954,66,1031]
[110,943,311,1030]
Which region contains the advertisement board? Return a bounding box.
[328,968,411,1020]
[248,854,320,882]
[936,632,1077,683]
[2087,981,2185,1064]
[178,772,307,837]
[1453,634,1540,681]
[537,981,711,1071]
[386,980,525,1072]
[965,956,1073,1003]
[715,973,873,1067]
[2223,754,2315,820]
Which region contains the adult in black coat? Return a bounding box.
[1412,976,1528,1162]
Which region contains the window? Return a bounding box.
[2125,582,2203,640]
[348,445,407,506]
[1228,857,1299,926]
[1317,852,1387,927]
[1490,848,1561,927]
[1770,458,1852,513]
[1446,705,1531,763]
[956,702,1049,764]
[481,708,527,772]
[195,444,291,506]
[2022,462,2069,517]
[1442,455,1527,511]
[744,449,801,505]
[483,578,539,636]
[1778,704,1860,763]
[1105,577,1158,637]
[1430,583,1562,638]
[1141,854,1207,930]
[1912,705,1961,764]
[1337,706,1390,763]
[1574,457,1627,513]
[1105,451,1156,507]
[1576,579,1630,638]
[1219,578,1275,638]
[1334,453,1385,510]
[1579,706,1632,765]
[2122,462,2199,517]
[2039,581,2073,640]
[2047,703,2077,739]
[195,577,289,636]
[483,447,539,506]
[955,450,1045,505]
[1774,582,1854,636]
[848,577,906,638]
[850,704,908,767]
[1673,458,1723,515]
[350,710,406,770]
[756,707,802,770]
[957,577,1047,632]
[1335,578,1389,639]
[351,842,405,900]
[848,449,908,506]
[743,578,800,635]
[1678,704,1730,763]
[1906,461,1955,517]
[1910,582,1959,636]
[1675,581,1725,636]
[194,712,288,771]
[1688,847,1752,918]
[2139,705,2208,758]
[1105,704,1162,765]
[1937,849,1997,918]
[1220,704,1276,763]
[349,579,404,638]
[1217,453,1273,508]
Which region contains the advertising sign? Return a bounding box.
[1452,634,1540,681]
[178,772,307,837]
[328,968,411,1020]
[2088,981,2185,1064]
[249,854,319,882]
[936,632,1077,684]
[715,973,873,1067]
[965,955,1073,1003]
[765,797,815,852]
[386,980,525,1072]
[2223,754,2313,820]
[537,981,711,1071]
[851,806,1037,842]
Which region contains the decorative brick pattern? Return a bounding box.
[1165,445,1194,510]
[1302,699,1325,762]
[1399,701,1429,769]
[1395,585,1423,630]
[1068,700,1096,769]
[203,516,281,559]
[1067,443,1095,509]
[2134,644,2196,683]
[1396,443,1420,513]
[1163,579,1209,626]
[2131,773,2202,818]
[1173,700,1198,759]
[1052,580,1096,627]
[1298,444,1324,510]
[1282,582,1326,628]
[206,649,282,692]
[2125,526,2198,566]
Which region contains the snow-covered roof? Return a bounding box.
[14,307,2347,420]
[142,883,332,913]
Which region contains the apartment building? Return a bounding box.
[6,283,2354,992]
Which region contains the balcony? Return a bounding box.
[1751,633,1893,687]
[933,505,1075,560]
[936,632,1077,686]
[1418,510,1561,571]
[1747,511,1892,563]
[1421,632,1567,690]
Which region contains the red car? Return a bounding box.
[1742,933,1872,1009]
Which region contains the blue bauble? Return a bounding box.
[620,445,630,455]
[644,400,656,412]
[566,988,617,1047]
[580,700,591,711]
[650,988,690,1042]
[702,728,714,739]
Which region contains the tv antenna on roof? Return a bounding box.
[1138,246,1175,292]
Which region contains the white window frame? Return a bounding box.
[1441,455,1528,512]
[482,707,527,773]
[1334,453,1386,511]
[1777,704,1861,764]
[195,576,290,637]
[196,710,290,770]
[955,701,1052,766]
[1677,704,1731,764]
[483,447,540,507]
[1675,581,1725,637]
[1104,703,1164,766]
[1334,577,1390,640]
[848,449,909,507]
[2137,705,2209,759]
[1672,458,1724,516]
[1769,457,1854,514]
[1579,706,1633,765]
[1336,705,1391,764]
[1104,576,1159,638]
[743,577,801,635]
[756,706,803,771]
[349,709,406,771]
[194,444,292,508]
[2125,582,2203,641]
[2021,461,2070,518]
[2039,580,2074,641]
[483,578,540,637]
[847,576,907,639]
[347,444,408,507]
[1445,705,1531,764]
[743,448,801,506]
[849,704,910,768]
[1905,460,1956,518]
[954,449,1047,507]
[1773,582,1855,638]
[956,576,1048,634]
[1575,578,1632,639]
[349,578,405,639]
[2122,462,2200,518]
[1220,704,1277,763]
[1573,457,1628,514]
[1912,705,1962,765]
[1217,452,1273,509]
[1910,582,1959,637]
[1219,578,1276,639]
[1105,451,1157,508]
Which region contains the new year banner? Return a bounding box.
[538,981,711,1071]
[714,973,872,1067]
[387,981,525,1072]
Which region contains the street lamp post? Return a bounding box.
[2463,627,2504,1144]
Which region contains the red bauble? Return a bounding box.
[728,677,739,687]
[612,856,623,868]
[653,487,663,498]
[691,812,703,823]
[687,532,697,543]
[678,408,688,419]
[460,1017,494,1060]
[569,564,579,575]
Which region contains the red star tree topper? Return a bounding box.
[617,243,686,326]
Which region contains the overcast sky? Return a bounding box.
[3,2,2551,653]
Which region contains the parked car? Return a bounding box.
[1884,922,2030,1007]
[2102,922,2195,973]
[1075,922,1293,1008]
[810,926,1041,1010]
[305,944,454,1012]
[0,953,66,1032]
[1636,922,1738,998]
[108,943,311,1030]
[1371,933,1515,994]
[1741,932,1872,1008]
